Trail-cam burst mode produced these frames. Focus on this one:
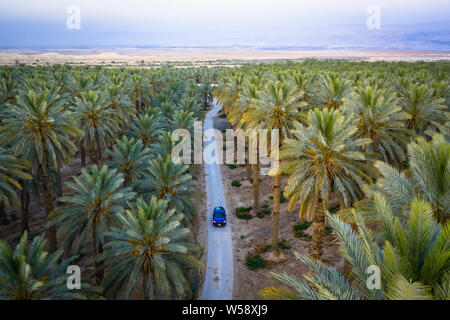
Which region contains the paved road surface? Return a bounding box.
[200,99,234,300]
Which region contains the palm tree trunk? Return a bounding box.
[20,184,30,233]
[89,146,98,165]
[56,169,63,200]
[92,222,104,285]
[89,133,101,166]
[143,274,150,300]
[80,140,86,168]
[0,202,7,225]
[96,132,103,164]
[98,240,104,282]
[143,137,150,151]
[124,172,131,188]
[97,145,103,163]
[271,173,281,255]
[246,137,251,180]
[253,162,259,213]
[135,96,140,113]
[106,140,113,161]
[309,192,326,260]
[40,165,57,253]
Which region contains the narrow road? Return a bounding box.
[200,99,234,300]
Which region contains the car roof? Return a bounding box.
[214,206,225,212]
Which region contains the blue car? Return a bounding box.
[212,206,227,227]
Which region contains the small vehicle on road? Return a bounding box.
[212,206,227,227]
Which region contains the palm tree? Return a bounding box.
[107,136,151,187]
[0,147,32,226]
[129,112,162,150]
[0,69,18,106]
[367,133,449,223]
[217,73,245,116]
[170,110,195,133]
[65,71,95,99]
[355,195,449,299]
[157,88,179,109]
[178,96,203,119]
[314,72,351,109]
[199,81,213,109]
[243,80,306,255]
[99,197,204,299]
[125,74,152,112]
[289,70,318,104]
[273,108,376,260]
[73,91,118,166]
[398,84,449,137]
[0,89,82,252]
[224,78,254,180]
[24,82,69,200]
[159,102,178,123]
[49,165,136,284]
[137,155,200,222]
[260,197,449,300]
[0,232,99,299]
[18,177,35,232]
[104,84,136,130]
[152,132,180,159]
[232,81,262,212]
[343,85,412,167]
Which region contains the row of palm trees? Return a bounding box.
[0,64,216,299]
[262,134,449,299]
[0,59,447,299]
[215,60,449,299]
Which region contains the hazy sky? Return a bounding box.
[0,0,449,49]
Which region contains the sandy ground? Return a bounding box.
[1,48,449,66]
[221,164,346,299]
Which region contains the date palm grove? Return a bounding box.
[0,59,449,300]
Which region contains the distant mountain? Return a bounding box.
[0,21,449,50]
